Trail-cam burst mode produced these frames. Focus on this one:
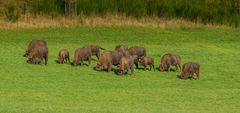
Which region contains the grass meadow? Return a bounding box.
[0,27,240,113]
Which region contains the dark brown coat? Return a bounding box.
[159,53,181,71]
[58,49,70,64]
[111,51,124,65]
[139,56,155,71]
[128,46,147,68]
[117,56,135,75]
[28,45,48,65]
[24,40,47,57]
[181,62,200,80]
[83,45,104,60]
[96,51,113,72]
[73,48,92,66]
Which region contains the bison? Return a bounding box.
[27,45,48,65]
[181,62,200,80]
[117,56,135,75]
[24,39,47,57]
[159,53,181,72]
[83,45,104,60]
[58,49,70,64]
[139,56,155,71]
[128,46,147,68]
[96,51,113,72]
[73,48,92,66]
[115,45,128,53]
[96,50,125,72]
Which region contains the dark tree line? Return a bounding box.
[2,0,240,26]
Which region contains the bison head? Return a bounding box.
[96,62,103,71]
[159,63,167,71]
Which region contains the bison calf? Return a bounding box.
[73,48,92,66]
[181,62,200,80]
[139,56,155,71]
[159,53,181,72]
[58,49,70,64]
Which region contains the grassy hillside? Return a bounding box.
[0,27,240,113]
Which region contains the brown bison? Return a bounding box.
[181,62,200,80]
[128,46,147,68]
[139,56,155,71]
[159,53,181,71]
[83,45,104,60]
[27,46,48,65]
[117,56,135,75]
[96,51,113,72]
[24,40,47,57]
[96,50,124,72]
[73,48,92,66]
[115,45,128,53]
[58,49,70,64]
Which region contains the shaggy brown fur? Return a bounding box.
[96,51,113,72]
[128,46,146,68]
[139,56,155,71]
[73,48,92,66]
[181,62,200,80]
[117,56,135,75]
[83,45,104,60]
[159,53,181,71]
[28,46,48,65]
[24,39,47,57]
[58,49,70,64]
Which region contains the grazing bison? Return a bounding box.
[159,53,181,71]
[96,51,113,72]
[181,62,200,80]
[58,49,70,64]
[24,39,47,57]
[115,45,128,54]
[117,56,135,75]
[96,50,125,72]
[111,51,124,65]
[28,46,48,65]
[139,56,155,71]
[73,48,92,66]
[83,45,104,60]
[128,46,147,68]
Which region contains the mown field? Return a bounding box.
[0,27,240,113]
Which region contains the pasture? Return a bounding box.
[0,27,240,113]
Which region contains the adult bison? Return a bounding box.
[117,56,136,75]
[181,62,200,80]
[73,48,92,66]
[27,46,48,65]
[96,50,124,72]
[128,46,146,68]
[159,53,181,71]
[24,39,47,57]
[58,49,70,64]
[83,45,104,60]
[96,51,113,72]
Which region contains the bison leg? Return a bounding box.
[67,57,70,64]
[44,56,48,65]
[88,58,91,66]
[108,65,112,72]
[196,72,200,80]
[135,63,139,69]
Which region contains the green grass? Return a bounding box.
[0,27,240,113]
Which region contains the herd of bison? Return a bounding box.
[24,39,200,80]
